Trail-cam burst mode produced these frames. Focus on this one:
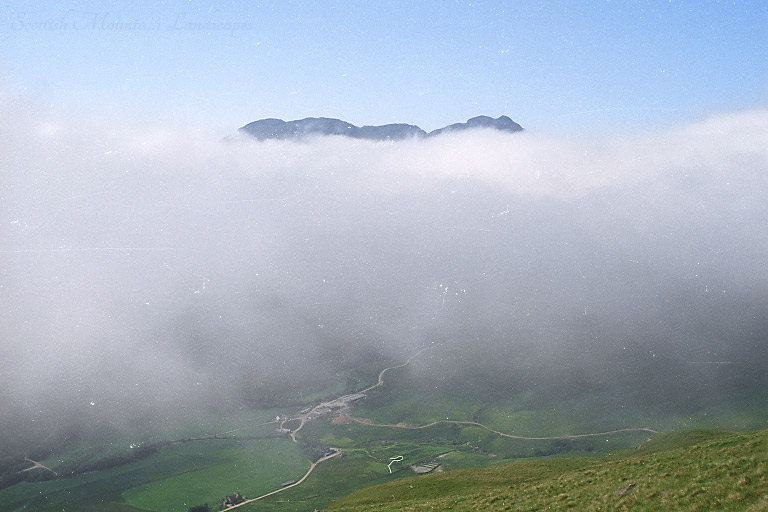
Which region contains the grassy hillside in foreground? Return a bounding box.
[327,429,768,511]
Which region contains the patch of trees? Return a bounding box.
[60,443,164,476]
[297,438,331,462]
[534,439,575,457]
[21,467,56,483]
[0,471,28,491]
[220,493,247,508]
[0,459,57,492]
[0,456,29,475]
[188,505,210,512]
[1,456,29,490]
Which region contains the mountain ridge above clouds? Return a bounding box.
[238,115,523,141]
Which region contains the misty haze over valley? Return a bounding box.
[3,102,768,463]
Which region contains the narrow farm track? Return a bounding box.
[220,351,436,509]
[22,458,58,476]
[223,449,341,510]
[360,346,434,394]
[349,417,659,440]
[184,345,659,510]
[349,345,659,441]
[289,345,436,442]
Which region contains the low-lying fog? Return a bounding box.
[2,100,767,455]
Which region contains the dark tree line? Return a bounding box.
[59,443,164,477]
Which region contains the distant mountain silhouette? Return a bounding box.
[238,116,522,141]
[425,115,523,137]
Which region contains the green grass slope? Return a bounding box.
[328,429,768,512]
[0,439,306,512]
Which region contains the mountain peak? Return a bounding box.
[238,116,523,141]
[427,115,524,137]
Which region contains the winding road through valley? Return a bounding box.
[223,448,341,510]
[199,344,661,510]
[348,417,659,440]
[284,345,435,442]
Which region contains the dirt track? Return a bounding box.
[22,458,58,476]
[287,345,436,443]
[224,448,341,510]
[360,346,434,394]
[349,417,658,440]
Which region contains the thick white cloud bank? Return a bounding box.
[2,101,768,450]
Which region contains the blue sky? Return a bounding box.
[1,0,766,135]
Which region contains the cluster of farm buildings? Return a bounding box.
[304,393,366,421]
[275,392,367,435]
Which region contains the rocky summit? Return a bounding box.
[238,115,523,141]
